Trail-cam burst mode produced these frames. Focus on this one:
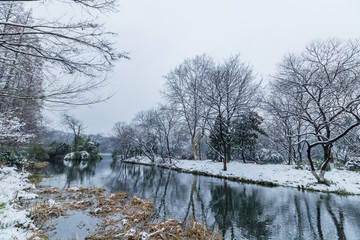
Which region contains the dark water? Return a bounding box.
[41,154,360,240]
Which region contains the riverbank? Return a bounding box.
[0,164,222,239]
[0,166,39,239]
[123,157,360,195]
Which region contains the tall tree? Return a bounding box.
[0,3,44,138]
[153,104,188,162]
[203,55,259,171]
[271,39,360,182]
[163,54,214,159]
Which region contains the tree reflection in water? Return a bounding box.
[209,181,274,239]
[43,157,360,240]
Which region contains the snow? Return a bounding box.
[124,156,360,195]
[0,166,38,239]
[0,112,34,143]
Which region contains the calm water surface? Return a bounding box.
[41,155,360,240]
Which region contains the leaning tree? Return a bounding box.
[271,39,360,182]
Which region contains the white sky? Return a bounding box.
[34,0,360,135]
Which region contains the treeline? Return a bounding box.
[112,39,360,182]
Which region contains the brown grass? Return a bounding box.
[30,200,68,227]
[29,187,223,240]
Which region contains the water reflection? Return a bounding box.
[42,156,360,240]
[43,157,100,188]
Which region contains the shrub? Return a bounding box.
[257,148,284,164]
[0,146,25,167]
[26,143,49,162]
[48,141,71,162]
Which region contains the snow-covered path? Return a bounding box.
[124,157,360,195]
[0,166,38,239]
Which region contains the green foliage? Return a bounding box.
[0,146,25,167]
[26,143,49,162]
[209,115,227,161]
[295,160,304,170]
[335,161,345,169]
[48,141,71,162]
[209,111,266,162]
[0,202,6,209]
[334,188,351,196]
[76,136,100,161]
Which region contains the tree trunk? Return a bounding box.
[288,136,293,165]
[308,144,332,183]
[191,140,199,160]
[241,152,246,163]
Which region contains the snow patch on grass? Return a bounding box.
[124,156,360,195]
[0,166,38,239]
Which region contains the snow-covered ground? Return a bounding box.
[0,166,38,239]
[124,156,360,195]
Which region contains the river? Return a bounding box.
[41,154,360,240]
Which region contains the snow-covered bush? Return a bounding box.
[345,157,360,172]
[257,148,284,164]
[0,112,33,145]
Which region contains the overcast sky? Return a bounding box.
[35,0,360,135]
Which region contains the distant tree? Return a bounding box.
[265,91,306,165]
[203,55,259,171]
[62,114,85,152]
[111,122,138,159]
[132,110,159,162]
[271,39,360,183]
[154,104,188,162]
[163,54,214,160]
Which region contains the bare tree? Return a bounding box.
[132,110,159,162]
[163,54,214,159]
[265,91,306,165]
[62,113,85,151]
[154,104,188,162]
[0,2,128,106]
[272,39,360,182]
[203,55,259,171]
[111,122,137,159]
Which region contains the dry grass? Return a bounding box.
[33,162,49,169]
[38,187,61,195]
[29,187,223,240]
[30,200,68,227]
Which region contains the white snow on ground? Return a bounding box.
[124,156,360,195]
[0,166,38,239]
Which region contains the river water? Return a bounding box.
[41,154,360,240]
